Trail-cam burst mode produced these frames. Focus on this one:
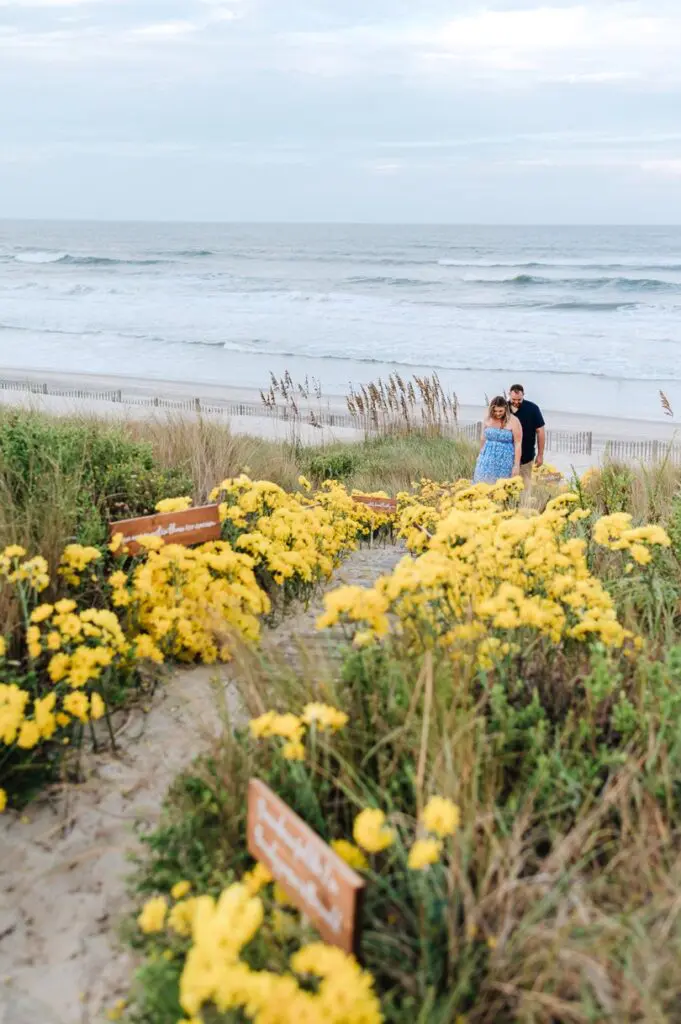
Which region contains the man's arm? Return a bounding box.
[511,416,522,474]
[536,426,545,467]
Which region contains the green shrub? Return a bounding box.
[307,449,358,481]
[0,410,192,550]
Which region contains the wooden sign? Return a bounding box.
[247,779,365,954]
[108,503,221,554]
[352,494,397,514]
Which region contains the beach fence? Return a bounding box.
[603,438,681,465]
[2,377,679,462]
[545,429,593,455]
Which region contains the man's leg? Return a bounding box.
[519,460,534,501]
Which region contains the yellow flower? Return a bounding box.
[0,637,5,658]
[630,543,652,566]
[298,475,312,492]
[0,788,6,813]
[17,720,41,750]
[243,862,273,896]
[249,711,304,742]
[30,603,54,624]
[90,693,106,720]
[421,796,460,838]
[138,895,168,934]
[46,631,61,651]
[407,838,442,871]
[283,740,306,761]
[301,702,348,732]
[168,898,198,937]
[63,691,90,723]
[135,535,165,552]
[353,808,395,854]
[135,634,165,664]
[3,545,26,559]
[155,497,193,514]
[34,693,57,740]
[330,839,369,872]
[171,880,192,900]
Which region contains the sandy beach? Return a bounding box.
[0,367,678,477]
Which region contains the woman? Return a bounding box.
[473,396,522,484]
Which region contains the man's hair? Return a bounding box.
[510,384,525,394]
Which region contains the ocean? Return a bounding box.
[1,221,680,420]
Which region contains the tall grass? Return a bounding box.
[347,372,459,438]
[578,457,681,523]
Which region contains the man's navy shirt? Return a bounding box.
[512,399,545,465]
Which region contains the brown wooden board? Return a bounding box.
[352,495,397,513]
[247,778,365,954]
[108,503,221,554]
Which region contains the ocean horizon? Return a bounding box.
[1,220,680,420]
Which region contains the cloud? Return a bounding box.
[2,0,681,220]
[641,159,681,177]
[0,0,101,6]
[2,0,680,88]
[128,20,200,40]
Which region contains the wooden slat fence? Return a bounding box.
[0,377,676,461]
[604,439,681,465]
[544,429,593,455]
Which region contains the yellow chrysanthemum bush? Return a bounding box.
[208,475,387,606]
[0,548,139,808]
[127,688,472,1023]
[317,479,676,673]
[1,475,379,809]
[132,876,384,1024]
[108,535,270,664]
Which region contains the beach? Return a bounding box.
[3,221,681,431]
[0,367,678,478]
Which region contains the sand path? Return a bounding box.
[0,542,404,1024]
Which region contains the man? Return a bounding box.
[509,385,545,488]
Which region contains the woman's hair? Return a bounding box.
[488,395,510,425]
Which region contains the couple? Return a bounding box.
[473,385,545,486]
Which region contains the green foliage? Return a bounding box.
[307,449,358,481]
[0,410,192,550]
[668,488,681,561]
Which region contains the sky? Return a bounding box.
[2,0,681,223]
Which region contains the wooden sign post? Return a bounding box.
[108,503,221,554]
[247,778,365,955]
[352,495,397,514]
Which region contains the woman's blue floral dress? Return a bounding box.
[473,427,515,484]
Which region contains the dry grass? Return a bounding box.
[125,413,302,498]
[347,372,459,438]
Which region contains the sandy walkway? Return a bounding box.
[0,665,238,1024]
[0,542,405,1024]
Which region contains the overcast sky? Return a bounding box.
[2,0,681,223]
